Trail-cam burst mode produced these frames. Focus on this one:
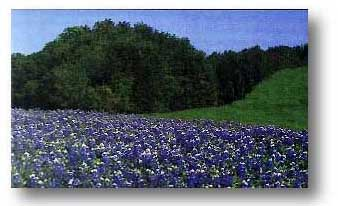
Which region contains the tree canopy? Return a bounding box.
[12,19,308,113]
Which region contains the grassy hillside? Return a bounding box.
[152,67,308,130]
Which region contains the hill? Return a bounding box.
[11,19,307,114]
[152,67,308,130]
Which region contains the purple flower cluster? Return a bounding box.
[11,109,308,188]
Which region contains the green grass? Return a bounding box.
[151,67,308,130]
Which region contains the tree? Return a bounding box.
[52,63,90,109]
[11,20,308,114]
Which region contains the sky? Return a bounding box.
[11,10,308,55]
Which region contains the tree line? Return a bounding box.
[12,19,308,113]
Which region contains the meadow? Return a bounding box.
[152,67,308,130]
[11,19,308,188]
[11,67,308,188]
[12,109,308,188]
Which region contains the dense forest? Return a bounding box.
[12,19,308,114]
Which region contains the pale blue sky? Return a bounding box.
[12,10,308,54]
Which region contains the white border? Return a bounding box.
[1,0,337,206]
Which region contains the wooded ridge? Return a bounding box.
[12,19,308,113]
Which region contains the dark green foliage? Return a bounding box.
[208,45,308,105]
[152,67,308,130]
[11,19,308,113]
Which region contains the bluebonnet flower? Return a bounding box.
[11,108,308,188]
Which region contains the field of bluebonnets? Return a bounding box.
[11,108,308,188]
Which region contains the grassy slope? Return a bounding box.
[152,67,308,130]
